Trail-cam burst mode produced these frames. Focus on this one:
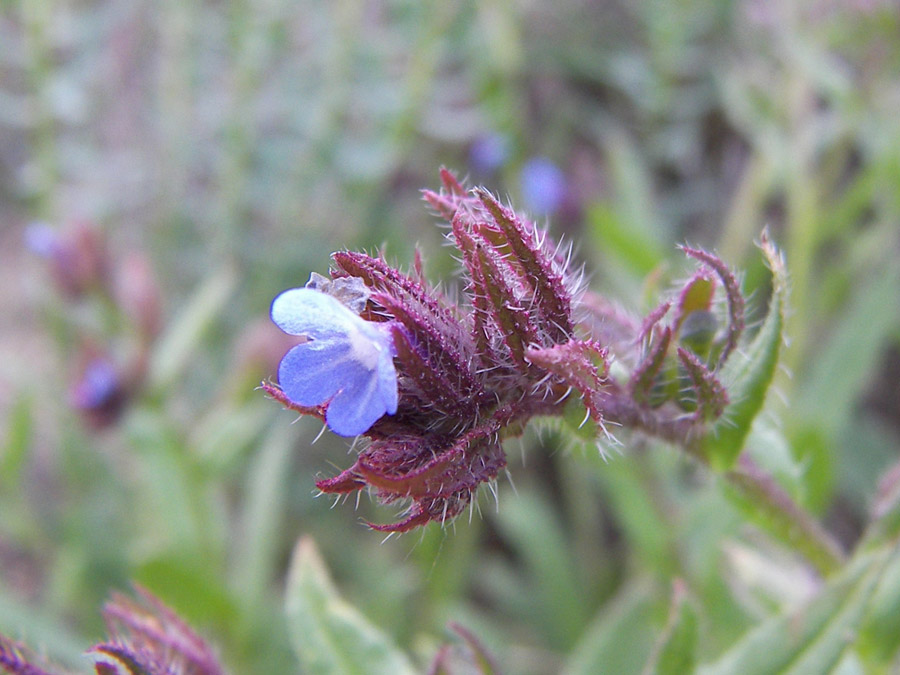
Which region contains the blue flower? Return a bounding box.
[71,358,120,410]
[24,222,60,258]
[469,133,509,175]
[519,157,567,215]
[271,287,398,436]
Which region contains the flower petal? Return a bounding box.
[271,287,356,338]
[271,286,399,435]
[277,340,354,408]
[378,349,399,415]
[324,364,387,436]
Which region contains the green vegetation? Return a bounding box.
[1,1,899,672]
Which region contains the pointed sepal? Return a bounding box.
[698,231,787,469]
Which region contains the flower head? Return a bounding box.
[24,220,109,298]
[266,170,597,531]
[271,286,398,437]
[265,170,750,532]
[0,586,223,675]
[90,585,223,675]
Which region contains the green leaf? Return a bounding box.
[285,537,419,675]
[643,581,698,675]
[723,455,845,575]
[492,491,590,650]
[587,203,666,279]
[135,552,238,631]
[603,130,667,267]
[858,548,900,665]
[125,410,215,557]
[0,393,32,490]
[194,400,274,473]
[563,577,660,675]
[147,265,237,391]
[743,416,805,500]
[701,232,787,470]
[232,423,293,607]
[592,454,677,577]
[796,263,900,439]
[698,549,889,675]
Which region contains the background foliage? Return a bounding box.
[1,0,899,672]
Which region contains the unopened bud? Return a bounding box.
[26,221,109,298]
[70,356,128,430]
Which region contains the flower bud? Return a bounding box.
[70,356,128,430]
[89,586,223,675]
[26,221,109,299]
[520,157,567,215]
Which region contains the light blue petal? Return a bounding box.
[325,365,387,437]
[277,340,354,407]
[378,350,399,415]
[272,287,400,435]
[271,288,357,338]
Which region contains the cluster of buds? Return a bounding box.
[580,243,746,446]
[89,586,224,675]
[266,170,748,532]
[26,222,162,429]
[0,586,223,675]
[627,248,742,420]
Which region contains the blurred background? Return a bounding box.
[1,0,899,672]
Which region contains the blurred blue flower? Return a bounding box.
[271,287,398,436]
[519,157,567,215]
[24,222,60,258]
[469,133,509,175]
[71,358,120,411]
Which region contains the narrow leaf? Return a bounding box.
[698,549,888,675]
[232,423,293,606]
[783,557,886,674]
[0,393,32,490]
[796,263,900,439]
[148,265,237,390]
[858,546,900,664]
[285,538,419,675]
[724,454,845,575]
[642,580,698,675]
[563,578,659,675]
[494,493,590,651]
